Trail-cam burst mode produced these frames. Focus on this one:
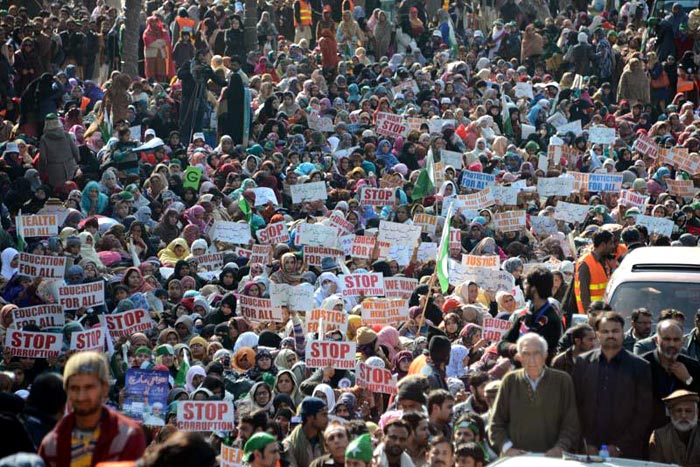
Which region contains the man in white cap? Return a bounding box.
[649,389,700,464]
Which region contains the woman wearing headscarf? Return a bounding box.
[80,181,109,216]
[337,10,364,57]
[38,114,80,189]
[269,252,303,285]
[392,350,413,381]
[158,238,191,266]
[274,349,298,371]
[312,383,337,413]
[313,272,341,307]
[143,15,174,83]
[122,267,155,295]
[273,369,303,406]
[79,232,105,270]
[1,248,18,281]
[185,365,206,392]
[646,167,671,200]
[153,208,181,246]
[246,381,275,416]
[377,327,401,363]
[219,71,251,146]
[373,10,392,59]
[447,344,469,378]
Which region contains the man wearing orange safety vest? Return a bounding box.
[294,0,314,44]
[574,230,617,314]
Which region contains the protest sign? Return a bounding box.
[620,190,650,208]
[530,216,558,236]
[391,79,418,95]
[378,220,422,247]
[557,120,583,135]
[514,82,534,99]
[668,179,698,198]
[588,173,623,192]
[455,187,496,210]
[70,328,106,352]
[252,187,278,206]
[290,181,328,204]
[303,245,345,267]
[327,212,355,235]
[361,298,409,326]
[432,161,445,188]
[270,282,314,312]
[376,112,409,138]
[536,177,575,197]
[553,201,590,224]
[306,308,348,336]
[483,317,512,341]
[5,330,62,358]
[406,117,429,132]
[461,170,496,190]
[221,445,244,467]
[447,261,515,291]
[123,369,169,426]
[257,222,289,245]
[461,255,499,269]
[177,401,234,431]
[351,235,376,259]
[307,110,334,132]
[567,172,589,192]
[450,228,461,251]
[305,340,357,369]
[384,277,419,299]
[249,244,271,265]
[494,210,526,232]
[238,295,283,322]
[428,119,455,134]
[182,166,202,189]
[588,126,616,144]
[338,234,354,256]
[12,304,64,329]
[18,253,66,279]
[296,223,339,248]
[663,147,700,175]
[234,248,251,259]
[59,281,105,310]
[381,243,414,267]
[340,273,385,297]
[192,253,224,271]
[210,221,252,245]
[416,242,437,263]
[439,149,464,169]
[356,361,398,395]
[102,309,154,338]
[17,214,58,238]
[491,185,519,205]
[635,214,674,237]
[413,213,439,234]
[37,204,70,226]
[634,134,659,159]
[359,187,395,206]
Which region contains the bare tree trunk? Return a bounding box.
[122,0,142,78]
[244,0,258,55]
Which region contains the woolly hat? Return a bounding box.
[356,326,377,345]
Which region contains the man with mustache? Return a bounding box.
[649,389,700,465]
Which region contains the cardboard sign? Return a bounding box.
[17,214,58,238]
[557,120,583,136]
[252,187,279,206]
[635,214,674,238]
[183,166,202,190]
[18,253,66,279]
[351,235,376,259]
[296,223,339,248]
[428,119,455,134]
[530,216,558,236]
[384,277,419,299]
[308,110,335,132]
[413,213,439,234]
[662,147,700,175]
[306,308,348,335]
[537,177,575,197]
[359,187,395,206]
[588,173,623,192]
[620,190,650,208]
[249,244,272,266]
[356,361,397,395]
[303,245,345,267]
[5,329,62,358]
[537,150,550,173]
[340,273,385,297]
[416,242,438,263]
[490,185,518,206]
[12,304,65,329]
[461,255,499,269]
[384,243,414,266]
[461,170,496,190]
[567,172,589,192]
[191,253,224,272]
[440,149,464,169]
[210,221,252,245]
[70,328,106,352]
[360,298,409,327]
[514,82,534,99]
[450,228,462,251]
[257,222,290,245]
[447,261,515,291]
[270,282,314,312]
[58,281,105,310]
[454,187,496,210]
[290,181,328,204]
[391,78,418,96]
[483,317,511,341]
[238,295,283,322]
[377,221,422,247]
[177,401,234,431]
[588,126,616,144]
[338,234,354,256]
[305,340,357,369]
[668,179,698,198]
[553,201,590,224]
[102,309,154,338]
[634,134,659,159]
[406,117,429,132]
[327,212,355,235]
[376,111,409,138]
[494,210,526,232]
[221,445,244,467]
[123,369,169,426]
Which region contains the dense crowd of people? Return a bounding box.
[0,0,700,465]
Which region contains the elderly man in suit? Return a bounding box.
[572,311,653,459]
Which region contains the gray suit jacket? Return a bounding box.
[572,348,653,459]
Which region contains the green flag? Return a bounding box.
[501,94,513,138]
[174,348,190,388]
[238,196,252,224]
[436,203,453,293]
[15,210,25,252]
[412,149,435,201]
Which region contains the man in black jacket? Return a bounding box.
[573,312,653,459]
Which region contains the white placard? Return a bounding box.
[210,221,252,245]
[290,181,328,204]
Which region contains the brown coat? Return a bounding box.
[38,125,79,188]
[649,423,700,466]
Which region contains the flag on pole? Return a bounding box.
[436,203,453,293]
[15,210,25,252]
[238,196,252,224]
[501,94,513,138]
[174,348,190,388]
[412,149,435,201]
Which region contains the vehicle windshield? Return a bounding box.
[609,281,700,333]
[653,0,698,15]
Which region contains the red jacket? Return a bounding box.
[39,407,146,467]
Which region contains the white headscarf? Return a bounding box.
[1,248,18,280]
